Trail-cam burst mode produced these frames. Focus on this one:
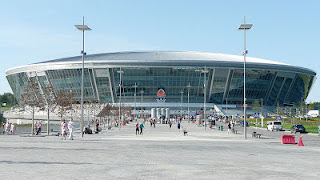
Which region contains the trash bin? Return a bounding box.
[220,125,223,131]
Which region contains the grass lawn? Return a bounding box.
[1,107,11,110]
[245,118,320,133]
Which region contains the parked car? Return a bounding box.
[290,124,306,133]
[234,120,241,126]
[240,121,249,127]
[267,121,283,131]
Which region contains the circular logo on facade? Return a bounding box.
[156,89,166,103]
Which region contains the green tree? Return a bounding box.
[252,100,261,113]
[0,93,18,106]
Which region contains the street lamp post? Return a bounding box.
[187,83,191,123]
[140,90,144,103]
[180,90,184,120]
[238,16,253,139]
[201,67,209,130]
[117,68,124,129]
[75,16,91,137]
[133,83,138,122]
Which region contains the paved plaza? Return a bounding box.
[0,121,320,179]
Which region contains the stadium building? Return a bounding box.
[6,51,316,116]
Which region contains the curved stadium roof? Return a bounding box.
[6,51,316,76]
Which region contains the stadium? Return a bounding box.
[5,51,316,117]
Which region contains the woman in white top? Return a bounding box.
[68,119,75,140]
[10,123,15,135]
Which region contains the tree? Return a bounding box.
[252,100,261,113]
[41,83,56,135]
[20,78,45,135]
[52,89,74,121]
[0,93,18,106]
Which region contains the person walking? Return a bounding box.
[140,123,144,135]
[61,120,67,140]
[169,120,172,128]
[136,123,140,135]
[5,122,10,135]
[2,122,5,135]
[68,119,75,140]
[10,123,16,135]
[34,122,38,135]
[180,124,183,132]
[38,121,42,135]
[227,122,231,134]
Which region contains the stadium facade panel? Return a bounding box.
[6,51,316,110]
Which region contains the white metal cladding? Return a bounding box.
[6,51,316,76]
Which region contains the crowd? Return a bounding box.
[2,121,15,135]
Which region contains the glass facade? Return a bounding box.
[7,66,315,107]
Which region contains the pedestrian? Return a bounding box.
[227,122,231,134]
[169,120,172,128]
[34,122,38,135]
[153,119,156,128]
[2,122,5,135]
[140,123,144,135]
[150,119,153,127]
[10,123,16,135]
[5,122,10,135]
[68,119,74,140]
[61,120,67,140]
[136,123,139,135]
[38,121,42,135]
[177,122,180,130]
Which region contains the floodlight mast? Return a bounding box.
[75,16,91,137]
[238,16,252,139]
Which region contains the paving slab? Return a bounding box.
[0,121,319,179]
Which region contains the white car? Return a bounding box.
[267,121,282,131]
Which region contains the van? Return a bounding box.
[267,121,282,131]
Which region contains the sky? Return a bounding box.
[1,0,319,102]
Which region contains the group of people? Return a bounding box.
[150,119,156,128]
[61,119,74,140]
[136,123,144,135]
[34,121,42,135]
[2,121,15,135]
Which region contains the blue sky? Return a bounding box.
[1,0,319,102]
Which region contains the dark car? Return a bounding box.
[290,124,306,133]
[240,121,249,127]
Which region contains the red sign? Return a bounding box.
[236,105,252,108]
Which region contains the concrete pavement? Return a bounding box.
[0,121,319,179]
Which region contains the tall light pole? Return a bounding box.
[180,90,184,120]
[238,16,253,139]
[117,68,124,129]
[75,16,91,137]
[201,67,209,130]
[187,83,191,123]
[140,90,144,103]
[140,90,144,119]
[133,83,138,122]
